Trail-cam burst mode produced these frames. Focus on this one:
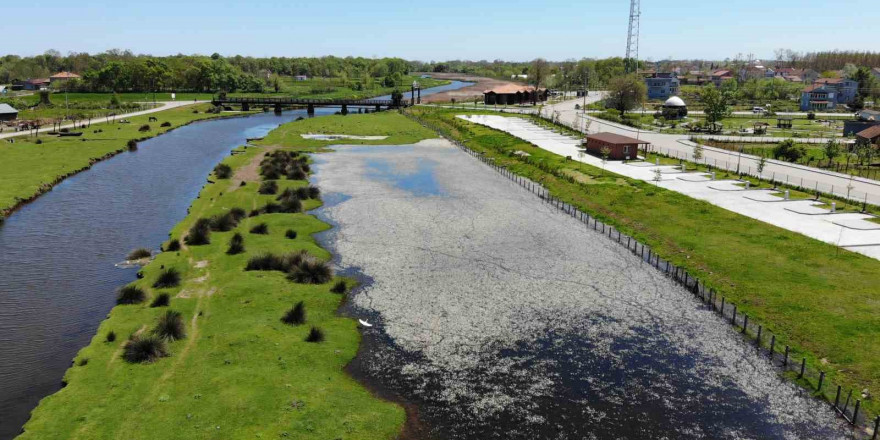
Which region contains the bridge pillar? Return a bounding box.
[375,105,381,112]
[307,104,315,116]
[341,104,348,115]
[417,87,421,104]
[242,102,250,112]
[274,103,282,114]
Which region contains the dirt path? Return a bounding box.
[231,147,276,190]
[416,72,524,104]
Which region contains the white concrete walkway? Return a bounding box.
[0,101,208,140]
[458,114,880,261]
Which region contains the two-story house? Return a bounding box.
[644,73,680,100]
[710,70,734,87]
[800,78,859,110]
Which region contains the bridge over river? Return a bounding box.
[213,84,423,115]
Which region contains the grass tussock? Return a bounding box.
[150,293,170,308]
[184,218,212,245]
[165,239,181,252]
[330,280,347,294]
[285,229,297,239]
[258,180,278,195]
[126,248,152,260]
[281,301,306,326]
[152,268,181,289]
[260,150,309,181]
[209,211,242,232]
[250,223,269,235]
[153,310,186,341]
[123,335,169,364]
[213,163,232,179]
[138,124,151,132]
[117,285,147,305]
[106,331,116,342]
[160,121,171,127]
[127,139,138,151]
[305,327,324,343]
[244,251,308,272]
[227,233,245,255]
[287,258,333,284]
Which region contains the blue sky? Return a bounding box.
[5,0,878,61]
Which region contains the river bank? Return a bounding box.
[14,112,437,439]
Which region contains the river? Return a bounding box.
[0,79,472,440]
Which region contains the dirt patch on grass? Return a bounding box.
[417,72,524,104]
[231,146,277,189]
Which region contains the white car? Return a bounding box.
[752,107,765,114]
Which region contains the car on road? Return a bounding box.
[752,107,765,114]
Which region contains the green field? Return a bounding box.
[18,112,436,439]
[407,106,880,418]
[0,104,236,217]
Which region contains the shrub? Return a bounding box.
[307,186,321,199]
[807,112,816,120]
[245,251,308,272]
[772,140,807,163]
[106,331,117,342]
[285,229,297,239]
[214,163,232,179]
[153,310,186,341]
[262,202,282,213]
[77,358,89,366]
[153,268,181,289]
[229,207,247,221]
[227,233,245,255]
[184,218,212,245]
[160,121,171,127]
[248,209,261,218]
[150,293,170,308]
[117,285,147,304]
[127,139,138,151]
[210,212,240,232]
[123,335,169,363]
[305,327,324,343]
[276,188,296,201]
[259,180,278,195]
[35,139,42,145]
[127,248,152,260]
[250,223,269,235]
[294,186,311,200]
[287,258,333,284]
[278,197,303,213]
[330,280,347,294]
[138,124,151,132]
[287,168,307,180]
[281,301,306,325]
[165,239,181,252]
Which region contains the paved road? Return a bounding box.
[0,101,208,140]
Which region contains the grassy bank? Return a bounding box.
[0,104,239,217]
[406,107,880,417]
[18,111,435,439]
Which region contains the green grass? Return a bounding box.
[407,106,880,418]
[17,112,437,439]
[256,111,436,149]
[0,104,233,216]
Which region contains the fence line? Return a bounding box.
[402,109,878,439]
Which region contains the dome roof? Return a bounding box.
[664,96,686,107]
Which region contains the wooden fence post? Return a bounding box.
[742,314,749,333]
[818,371,825,392]
[784,345,789,367]
[769,335,775,360]
[731,305,737,324]
[799,358,806,379]
[756,325,762,347]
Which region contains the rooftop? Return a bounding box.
[0,103,18,114]
[50,71,81,79]
[856,125,880,139]
[484,84,543,94]
[586,132,650,145]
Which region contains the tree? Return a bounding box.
[850,66,878,100]
[853,140,876,166]
[701,85,731,125]
[600,146,611,175]
[756,152,767,179]
[653,167,663,185]
[823,140,841,167]
[606,74,647,116]
[693,143,704,163]
[772,139,807,163]
[529,58,550,104]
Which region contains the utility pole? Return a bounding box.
[625,0,641,74]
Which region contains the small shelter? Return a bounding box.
[661,96,688,119]
[483,84,547,106]
[583,132,650,160]
[777,117,793,129]
[753,121,770,134]
[0,103,18,121]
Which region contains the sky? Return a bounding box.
[4,0,878,62]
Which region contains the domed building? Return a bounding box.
[662,96,688,120]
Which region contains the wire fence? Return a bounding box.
[402,109,879,439]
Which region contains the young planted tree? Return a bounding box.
[693,143,704,164]
[756,153,768,180]
[652,168,663,186]
[823,140,841,168]
[600,146,611,175]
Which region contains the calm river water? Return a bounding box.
[0,79,471,440]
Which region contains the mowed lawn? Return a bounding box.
[0,104,226,216]
[18,112,436,439]
[409,107,880,417]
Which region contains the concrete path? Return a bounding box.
[0,101,208,140]
[459,114,880,261]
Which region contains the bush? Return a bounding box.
[248,209,261,218]
[259,180,278,195]
[807,112,816,120]
[305,327,325,343]
[287,168,307,180]
[165,239,181,252]
[307,186,321,199]
[184,218,212,245]
[214,163,232,179]
[127,248,152,260]
[127,139,138,151]
[138,124,151,132]
[209,212,240,232]
[278,197,303,214]
[153,268,181,289]
[772,140,808,163]
[250,223,269,235]
[227,233,245,255]
[106,331,117,342]
[230,207,247,220]
[281,301,306,325]
[117,285,147,305]
[150,293,170,308]
[330,280,347,294]
[287,258,333,284]
[153,310,186,341]
[160,121,171,127]
[285,229,297,239]
[123,335,169,363]
[245,251,308,272]
[294,186,311,200]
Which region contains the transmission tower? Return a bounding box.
[625,0,641,73]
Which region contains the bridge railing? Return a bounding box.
[211,96,405,106]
